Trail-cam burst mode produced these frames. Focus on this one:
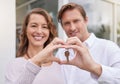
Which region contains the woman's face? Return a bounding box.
[26,14,49,48]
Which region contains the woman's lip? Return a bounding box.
[34,36,43,41]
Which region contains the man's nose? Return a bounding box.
[70,23,76,31]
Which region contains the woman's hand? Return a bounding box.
[30,37,66,66]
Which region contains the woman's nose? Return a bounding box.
[36,26,42,33]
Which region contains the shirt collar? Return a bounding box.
[83,33,96,48]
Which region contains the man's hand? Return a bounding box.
[60,37,102,77]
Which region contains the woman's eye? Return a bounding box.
[43,26,48,29]
[31,25,37,27]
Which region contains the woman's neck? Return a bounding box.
[27,45,43,58]
[25,45,53,67]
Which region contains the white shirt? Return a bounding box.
[56,33,120,84]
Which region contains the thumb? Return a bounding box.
[51,57,61,64]
[59,60,70,65]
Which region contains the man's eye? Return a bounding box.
[64,22,70,26]
[74,20,81,23]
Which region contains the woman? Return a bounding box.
[5,8,66,84]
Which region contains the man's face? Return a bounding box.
[61,9,89,42]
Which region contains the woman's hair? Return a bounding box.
[58,3,86,24]
[17,8,57,57]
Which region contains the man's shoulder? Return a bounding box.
[96,37,115,44]
[95,37,119,48]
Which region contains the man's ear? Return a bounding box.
[85,16,88,24]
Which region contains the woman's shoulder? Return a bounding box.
[5,57,28,81]
[8,57,27,65]
[6,57,27,71]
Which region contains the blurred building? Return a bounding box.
[16,0,120,47]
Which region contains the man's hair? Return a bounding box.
[58,3,86,23]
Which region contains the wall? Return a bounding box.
[0,0,15,83]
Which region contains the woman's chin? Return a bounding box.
[32,43,44,47]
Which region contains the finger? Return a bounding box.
[51,37,66,45]
[59,59,74,65]
[60,60,69,65]
[51,57,61,63]
[52,44,66,51]
[64,45,83,53]
[66,37,83,47]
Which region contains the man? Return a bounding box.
[56,2,120,84]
